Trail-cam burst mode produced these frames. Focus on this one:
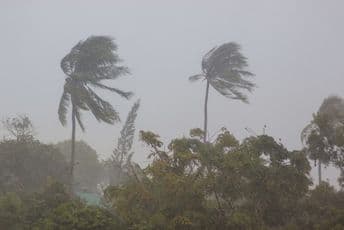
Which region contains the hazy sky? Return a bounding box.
[1,0,344,183]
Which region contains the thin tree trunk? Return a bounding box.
[70,105,76,193]
[318,160,322,185]
[203,80,210,143]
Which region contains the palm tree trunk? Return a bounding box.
[318,160,322,185]
[70,105,76,193]
[203,80,210,143]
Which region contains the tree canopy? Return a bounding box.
[55,140,103,193]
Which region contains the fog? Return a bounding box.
[1,0,344,183]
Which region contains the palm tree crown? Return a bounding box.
[189,42,255,103]
[189,42,255,142]
[58,36,132,130]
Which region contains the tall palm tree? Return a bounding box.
[189,42,255,142]
[58,36,132,192]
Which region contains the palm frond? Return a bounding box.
[209,79,249,103]
[58,87,70,126]
[93,66,130,81]
[82,86,120,124]
[75,66,130,83]
[60,48,78,76]
[188,74,204,82]
[92,82,133,99]
[219,71,255,91]
[202,46,217,73]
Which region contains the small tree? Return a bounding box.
[110,100,140,185]
[2,115,35,142]
[301,95,344,184]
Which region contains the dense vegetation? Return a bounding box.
[1,36,344,229]
[1,122,344,229]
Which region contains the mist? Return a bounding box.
[1,1,344,229]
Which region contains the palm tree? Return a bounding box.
[189,42,255,142]
[58,36,132,192]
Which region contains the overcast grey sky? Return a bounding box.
[1,0,344,183]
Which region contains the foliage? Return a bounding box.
[55,140,103,193]
[1,115,344,229]
[2,115,35,142]
[105,128,313,229]
[35,202,120,230]
[0,139,69,194]
[189,42,255,102]
[58,35,132,129]
[108,100,140,186]
[302,95,344,183]
[292,182,344,229]
[0,193,24,230]
[0,181,121,230]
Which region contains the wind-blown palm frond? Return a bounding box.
[58,88,70,126]
[188,74,205,82]
[201,46,217,72]
[92,82,133,99]
[209,77,249,102]
[82,86,120,124]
